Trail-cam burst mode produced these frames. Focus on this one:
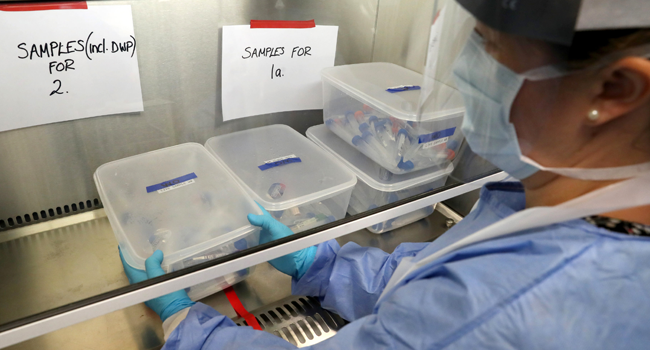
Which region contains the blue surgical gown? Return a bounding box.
[163,182,650,349]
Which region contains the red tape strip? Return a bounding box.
[224,286,262,330]
[0,1,87,11]
[250,19,315,29]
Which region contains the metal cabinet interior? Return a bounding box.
[0,0,382,228]
[0,0,457,229]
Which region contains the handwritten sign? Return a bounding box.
[221,25,338,121]
[0,5,143,132]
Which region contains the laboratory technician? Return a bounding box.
[120,0,650,348]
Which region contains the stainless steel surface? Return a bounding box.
[372,0,437,73]
[443,189,481,217]
[232,296,347,348]
[435,202,463,224]
[0,214,128,326]
[0,209,290,326]
[0,171,504,349]
[0,209,107,244]
[0,0,380,229]
[3,198,463,349]
[6,263,292,350]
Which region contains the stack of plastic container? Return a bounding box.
[321,62,464,175]
[205,125,357,233]
[308,125,453,233]
[94,143,263,300]
[316,62,464,232]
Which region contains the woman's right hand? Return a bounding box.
[247,204,317,279]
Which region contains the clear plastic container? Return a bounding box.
[321,62,465,174]
[205,125,357,233]
[94,143,262,300]
[307,125,452,234]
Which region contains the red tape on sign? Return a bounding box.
[0,1,88,11]
[250,19,315,29]
[224,286,263,330]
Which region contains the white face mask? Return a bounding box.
[452,31,650,180]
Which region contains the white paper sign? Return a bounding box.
[221,25,338,121]
[0,5,143,132]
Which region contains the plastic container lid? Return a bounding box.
[205,125,356,211]
[321,62,464,122]
[94,143,262,270]
[307,124,453,192]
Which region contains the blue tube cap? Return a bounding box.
[359,123,370,133]
[397,128,409,139]
[234,238,248,250]
[369,115,378,124]
[397,158,415,170]
[352,135,363,146]
[447,139,459,150]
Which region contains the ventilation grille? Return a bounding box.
[232,296,347,347]
[0,198,102,230]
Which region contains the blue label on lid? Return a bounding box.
[258,155,302,171]
[418,127,456,144]
[386,85,421,93]
[146,172,197,193]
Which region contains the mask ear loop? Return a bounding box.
[520,156,650,180]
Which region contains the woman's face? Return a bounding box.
[475,22,601,168]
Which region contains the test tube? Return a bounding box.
[389,117,404,136]
[354,111,367,124]
[394,129,415,171]
[370,117,395,148]
[326,117,356,141]
[345,111,361,132]
[378,166,393,181]
[362,131,395,165]
[395,129,410,159]
[352,134,380,160]
[267,183,286,199]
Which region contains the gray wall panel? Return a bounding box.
[372,0,437,73]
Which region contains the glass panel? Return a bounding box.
[0,0,501,336]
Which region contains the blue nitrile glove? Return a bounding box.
[247,204,317,280]
[119,248,195,322]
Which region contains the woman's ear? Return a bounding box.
[589,57,650,125]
